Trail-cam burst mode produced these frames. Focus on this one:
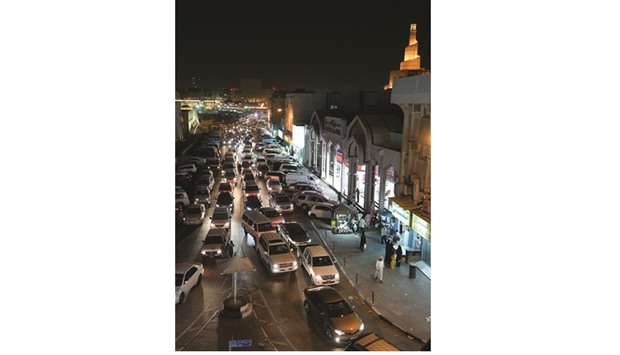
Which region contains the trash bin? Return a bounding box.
[409,263,417,279]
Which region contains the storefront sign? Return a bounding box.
[391,202,411,226]
[324,117,344,135]
[412,214,431,242]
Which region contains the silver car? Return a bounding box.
[210,207,231,229]
[183,203,206,225]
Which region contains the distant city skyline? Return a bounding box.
[176,0,430,92]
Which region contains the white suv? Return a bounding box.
[301,246,340,285]
[256,232,298,275]
[293,191,338,211]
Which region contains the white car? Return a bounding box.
[307,203,335,220]
[183,203,206,225]
[175,262,204,304]
[176,164,198,174]
[301,246,340,285]
[266,179,283,193]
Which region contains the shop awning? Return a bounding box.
[334,203,357,216]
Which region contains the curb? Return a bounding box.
[309,219,425,343]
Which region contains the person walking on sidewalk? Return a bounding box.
[395,243,403,267]
[385,240,393,267]
[226,240,235,258]
[358,216,366,235]
[374,256,384,283]
[359,231,367,252]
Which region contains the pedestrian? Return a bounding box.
[374,256,384,283]
[227,241,234,258]
[359,231,367,252]
[355,187,360,202]
[385,240,393,267]
[358,216,366,235]
[390,253,397,269]
[395,244,403,267]
[364,211,371,227]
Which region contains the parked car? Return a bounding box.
[307,203,336,220]
[244,195,263,211]
[264,171,287,183]
[175,262,204,304]
[222,169,237,186]
[303,286,364,343]
[258,207,285,230]
[269,192,294,213]
[210,206,231,229]
[293,192,338,211]
[279,222,312,250]
[345,332,402,351]
[255,232,298,275]
[175,189,190,210]
[176,163,197,174]
[266,179,283,193]
[193,188,211,206]
[241,210,276,242]
[182,203,206,225]
[300,245,339,285]
[218,182,233,193]
[200,228,231,260]
[243,181,261,197]
[289,182,323,194]
[215,191,235,213]
[255,163,270,179]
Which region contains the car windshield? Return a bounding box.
[196,190,209,195]
[219,183,231,191]
[217,194,233,204]
[326,300,353,317]
[262,210,279,218]
[313,256,333,267]
[187,207,202,214]
[269,181,279,186]
[275,196,290,203]
[175,273,184,287]
[204,236,224,244]
[213,212,229,219]
[225,172,236,178]
[269,244,290,255]
[257,222,275,232]
[247,186,259,192]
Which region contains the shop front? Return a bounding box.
[389,196,431,267]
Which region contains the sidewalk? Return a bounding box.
[310,222,431,342]
[306,170,431,343]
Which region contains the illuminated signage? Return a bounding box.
[391,202,411,226]
[412,214,431,242]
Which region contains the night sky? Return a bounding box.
[176,0,430,91]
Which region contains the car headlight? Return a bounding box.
[335,273,340,280]
[359,323,364,332]
[272,264,279,272]
[314,275,322,283]
[216,250,222,254]
[334,329,345,336]
[201,250,207,255]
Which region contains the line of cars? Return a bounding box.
[176,127,372,347]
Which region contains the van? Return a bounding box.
[285,172,319,186]
[256,232,298,275]
[241,210,276,242]
[345,332,401,351]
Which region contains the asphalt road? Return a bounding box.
[174,144,424,351]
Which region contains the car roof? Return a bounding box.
[213,207,230,214]
[305,245,330,257]
[305,286,342,303]
[175,262,202,273]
